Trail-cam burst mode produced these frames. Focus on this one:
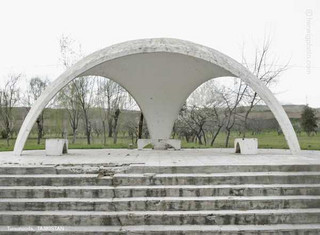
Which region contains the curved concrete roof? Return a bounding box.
[13,38,301,155]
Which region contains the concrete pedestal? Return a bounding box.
[45,139,68,156]
[138,139,181,150]
[234,138,258,155]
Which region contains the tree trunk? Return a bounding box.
[88,123,91,145]
[201,129,207,145]
[171,123,176,139]
[83,111,91,145]
[102,120,107,146]
[72,128,77,144]
[197,133,203,145]
[86,124,91,145]
[108,118,113,137]
[6,133,10,146]
[36,115,43,145]
[130,131,134,144]
[113,109,120,144]
[243,107,252,138]
[210,125,222,146]
[113,128,118,144]
[243,93,257,138]
[225,129,231,147]
[185,134,190,143]
[138,112,144,139]
[68,111,78,145]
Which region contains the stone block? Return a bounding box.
[45,139,68,156]
[137,139,181,150]
[234,138,258,155]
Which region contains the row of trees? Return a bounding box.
[174,37,290,147]
[0,36,139,146]
[0,74,21,145]
[58,36,139,145]
[0,74,140,146]
[0,74,50,145]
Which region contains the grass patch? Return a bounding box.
[0,131,319,151]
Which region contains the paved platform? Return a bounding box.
[0,149,319,166]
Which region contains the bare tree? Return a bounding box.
[59,35,82,69]
[221,82,247,147]
[241,37,288,137]
[25,77,49,144]
[186,79,240,147]
[0,74,21,145]
[96,78,118,143]
[138,112,144,139]
[74,77,95,145]
[58,83,81,144]
[175,105,195,143]
[195,82,226,146]
[112,108,120,144]
[96,77,135,144]
[59,76,94,146]
[58,35,84,144]
[178,105,209,145]
[208,106,225,146]
[123,113,140,144]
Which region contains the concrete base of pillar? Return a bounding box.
[45,139,68,156]
[137,139,181,150]
[234,138,258,155]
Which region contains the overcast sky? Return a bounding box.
[0,0,319,107]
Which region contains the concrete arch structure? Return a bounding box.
[14,38,301,155]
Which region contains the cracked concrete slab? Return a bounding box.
[0,149,319,167]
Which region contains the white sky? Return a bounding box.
[0,0,319,107]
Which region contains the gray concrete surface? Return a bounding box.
[1,148,319,166]
[1,149,319,232]
[1,209,320,226]
[1,225,320,234]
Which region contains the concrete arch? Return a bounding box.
[14,38,301,155]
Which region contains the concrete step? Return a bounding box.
[1,172,320,186]
[1,184,320,198]
[1,209,320,226]
[0,174,110,186]
[112,172,320,186]
[123,165,320,174]
[1,224,320,234]
[1,196,319,211]
[2,164,320,175]
[0,166,57,175]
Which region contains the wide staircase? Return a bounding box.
[0,163,320,234]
